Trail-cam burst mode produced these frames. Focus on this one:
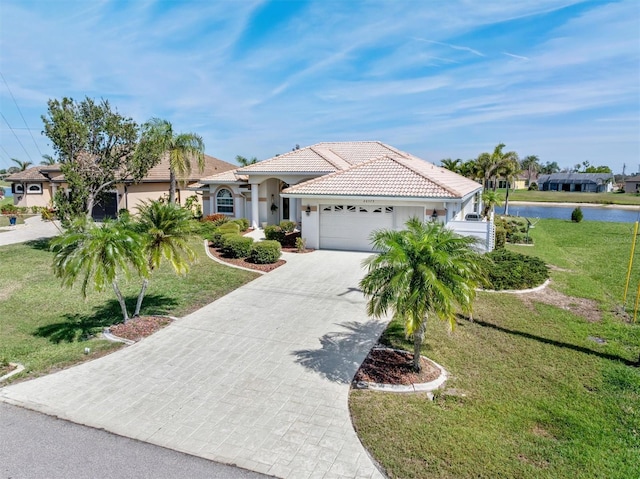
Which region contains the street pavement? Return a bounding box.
[0,215,61,246]
[0,402,270,479]
[0,250,388,479]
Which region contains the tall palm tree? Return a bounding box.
[360,218,486,372]
[520,155,540,187]
[440,158,462,174]
[132,201,197,317]
[51,217,148,323]
[236,155,258,167]
[139,118,205,204]
[475,144,519,190]
[498,158,521,215]
[40,154,57,165]
[11,158,32,171]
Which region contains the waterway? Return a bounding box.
[497,202,640,223]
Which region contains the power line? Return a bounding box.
[0,71,44,157]
[0,111,34,162]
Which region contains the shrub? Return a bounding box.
[221,235,254,258]
[218,222,240,234]
[220,232,240,249]
[571,207,583,223]
[197,220,218,240]
[483,249,549,290]
[528,182,538,191]
[232,218,250,232]
[279,220,297,233]
[264,225,286,243]
[210,230,226,247]
[295,237,306,253]
[495,227,506,249]
[249,241,282,264]
[204,213,229,227]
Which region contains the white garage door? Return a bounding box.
[319,204,394,251]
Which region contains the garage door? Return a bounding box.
[319,204,394,251]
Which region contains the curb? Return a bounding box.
[203,240,267,275]
[480,278,551,295]
[0,363,25,383]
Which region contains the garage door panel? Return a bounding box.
[319,204,393,251]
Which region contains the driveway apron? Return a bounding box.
[0,250,388,479]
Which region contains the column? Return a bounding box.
[289,197,297,222]
[251,183,260,229]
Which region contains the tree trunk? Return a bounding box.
[86,193,95,220]
[412,321,427,372]
[134,278,149,317]
[504,181,510,215]
[169,168,177,204]
[112,281,130,323]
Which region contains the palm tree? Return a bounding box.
[360,218,486,372]
[51,217,148,323]
[40,154,57,166]
[482,190,503,218]
[440,158,462,174]
[11,158,32,171]
[475,144,519,190]
[139,118,205,204]
[498,158,521,215]
[132,201,197,317]
[236,155,258,167]
[520,155,540,187]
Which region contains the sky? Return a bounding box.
[0,0,638,174]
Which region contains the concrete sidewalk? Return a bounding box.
[0,216,61,246]
[0,250,388,478]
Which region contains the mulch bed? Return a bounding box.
[0,363,17,377]
[354,348,441,386]
[207,243,286,273]
[108,315,172,342]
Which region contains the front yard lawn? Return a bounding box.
[0,238,258,380]
[350,219,640,479]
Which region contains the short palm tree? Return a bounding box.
[482,190,503,218]
[360,218,486,371]
[11,158,32,171]
[40,154,57,166]
[139,118,205,204]
[133,201,197,316]
[51,217,148,323]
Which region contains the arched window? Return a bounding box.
[216,188,234,214]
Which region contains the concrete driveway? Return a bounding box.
[0,216,61,246]
[0,250,388,479]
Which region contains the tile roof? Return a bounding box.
[283,154,482,199]
[236,141,405,174]
[6,166,50,181]
[199,168,248,183]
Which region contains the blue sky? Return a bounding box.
[0,0,638,173]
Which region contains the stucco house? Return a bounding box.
[538,173,614,193]
[6,154,236,219]
[195,141,492,252]
[624,176,640,193]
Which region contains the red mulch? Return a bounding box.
[354,348,441,386]
[108,315,172,342]
[207,243,286,273]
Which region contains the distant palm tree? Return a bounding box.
[360,218,486,372]
[51,217,148,323]
[236,155,258,167]
[476,144,519,190]
[440,158,462,174]
[139,118,205,204]
[520,155,540,187]
[498,158,522,215]
[11,158,32,171]
[132,201,197,317]
[40,154,57,165]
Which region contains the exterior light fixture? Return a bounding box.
[306,205,311,216]
[431,208,438,221]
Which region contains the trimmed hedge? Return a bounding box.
[218,222,240,234]
[232,218,250,232]
[222,235,254,258]
[264,225,286,243]
[249,240,281,264]
[483,249,549,290]
[220,232,240,250]
[279,220,296,233]
[204,213,229,226]
[571,207,583,223]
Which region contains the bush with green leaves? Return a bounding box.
[264,225,286,243]
[495,227,507,249]
[571,207,583,223]
[218,222,240,234]
[221,235,254,258]
[279,220,296,233]
[494,216,533,245]
[482,249,549,290]
[249,240,281,264]
[232,218,250,232]
[220,232,240,248]
[528,182,538,191]
[197,220,218,240]
[204,213,229,226]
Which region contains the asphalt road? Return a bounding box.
[0,402,271,479]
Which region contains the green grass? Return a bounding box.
[0,238,258,380]
[350,219,640,479]
[505,189,640,205]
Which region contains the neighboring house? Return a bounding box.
[537,173,614,193]
[6,154,235,219]
[195,141,491,252]
[488,172,537,190]
[624,176,640,193]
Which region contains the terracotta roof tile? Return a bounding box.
[200,168,248,183]
[6,166,50,181]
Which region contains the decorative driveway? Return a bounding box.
[0,250,388,479]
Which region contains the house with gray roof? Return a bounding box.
[195,141,492,252]
[537,173,614,193]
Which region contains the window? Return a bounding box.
[13,184,24,194]
[385,206,394,213]
[359,207,368,213]
[334,205,343,211]
[216,188,234,214]
[27,183,43,194]
[323,206,332,212]
[347,205,356,212]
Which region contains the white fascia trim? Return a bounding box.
[280,194,459,202]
